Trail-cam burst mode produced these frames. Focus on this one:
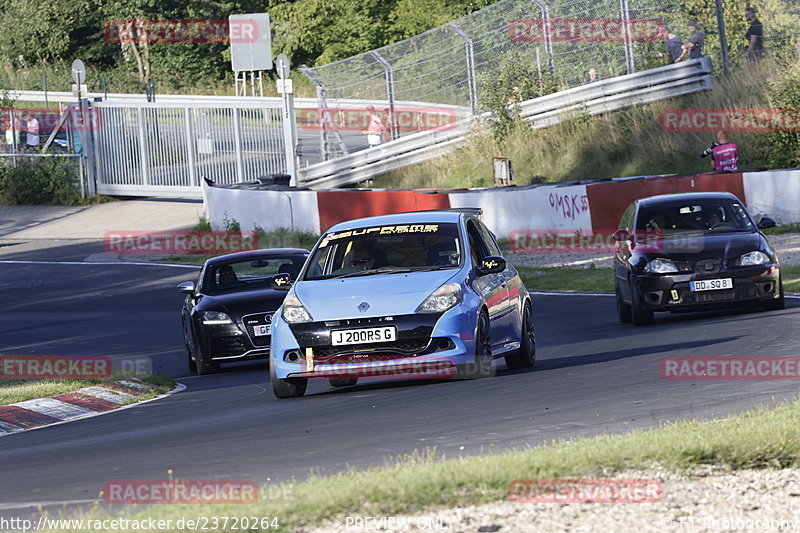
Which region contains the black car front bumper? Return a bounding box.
[633,265,781,312]
[196,311,274,362]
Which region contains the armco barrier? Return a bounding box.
[203,169,799,239]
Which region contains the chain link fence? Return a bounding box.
[301,0,800,160]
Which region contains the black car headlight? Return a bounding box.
[202,311,234,325]
[736,251,770,266]
[643,259,679,274]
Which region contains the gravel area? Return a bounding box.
[506,233,800,268]
[304,466,800,532]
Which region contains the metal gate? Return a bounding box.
[91,101,287,198]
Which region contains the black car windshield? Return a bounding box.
[203,255,307,294]
[636,198,755,234]
[304,222,462,280]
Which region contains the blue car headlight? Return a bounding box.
[282,294,313,323]
[643,259,678,274]
[416,282,462,313]
[202,311,234,325]
[736,251,770,266]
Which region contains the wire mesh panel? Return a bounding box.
[301,0,800,135]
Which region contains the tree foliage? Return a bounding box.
[0,0,493,91]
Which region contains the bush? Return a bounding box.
[0,157,84,205]
[765,61,800,169]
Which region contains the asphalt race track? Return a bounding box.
[1,242,798,515]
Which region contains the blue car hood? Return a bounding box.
[294,269,461,320]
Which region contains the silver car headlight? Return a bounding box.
[202,311,234,325]
[281,294,313,323]
[416,282,462,313]
[644,259,678,274]
[737,251,770,266]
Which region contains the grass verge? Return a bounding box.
[0,371,175,406]
[47,397,800,532]
[517,266,614,293]
[782,265,800,293]
[764,223,800,235]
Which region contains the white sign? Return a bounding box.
[230,13,272,72]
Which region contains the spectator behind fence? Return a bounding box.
[700,131,739,172]
[381,107,392,144]
[21,111,40,151]
[675,19,704,62]
[657,27,684,62]
[745,7,764,61]
[362,105,384,148]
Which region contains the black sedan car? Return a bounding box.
[177,249,309,374]
[613,192,784,326]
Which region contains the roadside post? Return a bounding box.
[276,53,299,186]
[72,59,96,196]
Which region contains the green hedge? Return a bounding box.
[0,157,84,205]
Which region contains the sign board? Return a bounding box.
[71,59,86,84]
[276,79,293,94]
[275,53,290,79]
[230,13,272,72]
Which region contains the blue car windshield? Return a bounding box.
[304,222,462,280]
[636,199,756,234]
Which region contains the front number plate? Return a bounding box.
[690,278,733,292]
[253,325,271,336]
[331,326,396,346]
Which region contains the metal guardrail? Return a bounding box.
[299,58,714,189]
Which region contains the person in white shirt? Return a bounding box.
[362,105,384,148]
[21,111,40,150]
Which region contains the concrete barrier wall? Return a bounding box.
[743,169,800,225]
[449,184,592,236]
[203,169,800,239]
[202,181,320,233]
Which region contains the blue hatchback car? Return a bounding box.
[268,209,536,398]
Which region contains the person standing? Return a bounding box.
[362,105,384,149]
[675,19,704,62]
[744,7,764,61]
[710,131,739,171]
[657,27,684,62]
[21,111,40,151]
